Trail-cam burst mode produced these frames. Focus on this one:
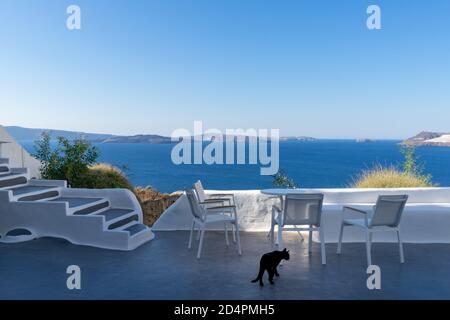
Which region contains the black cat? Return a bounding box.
[251,248,290,286]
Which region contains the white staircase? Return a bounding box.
[0,158,154,250]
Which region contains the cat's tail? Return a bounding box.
[251,265,264,283]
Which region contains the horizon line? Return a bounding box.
[1,124,420,141]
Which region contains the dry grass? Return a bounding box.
[90,163,123,173]
[352,166,434,188]
[84,163,134,190]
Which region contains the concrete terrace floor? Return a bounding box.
[1,231,450,300]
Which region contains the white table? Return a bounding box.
[261,188,306,210]
[261,189,307,196]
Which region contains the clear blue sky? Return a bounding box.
[1,0,449,139]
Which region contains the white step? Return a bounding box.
[95,208,138,228]
[124,222,148,236]
[0,172,24,180]
[11,185,61,201]
[109,216,139,231]
[0,173,28,189]
[127,225,154,250]
[47,197,110,215]
[0,164,9,174]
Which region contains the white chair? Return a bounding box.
[271,193,326,264]
[337,195,408,266]
[194,180,235,206]
[185,188,242,259]
[193,180,237,241]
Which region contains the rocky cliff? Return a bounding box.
[403,131,450,147]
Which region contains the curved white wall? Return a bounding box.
[0,125,41,178]
[153,188,450,243]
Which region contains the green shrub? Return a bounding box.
[34,132,99,187]
[82,164,133,190]
[272,169,298,188]
[352,165,434,188]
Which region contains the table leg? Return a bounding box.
[275,195,284,246]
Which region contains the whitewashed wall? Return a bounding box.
[152,188,450,243]
[0,125,41,178]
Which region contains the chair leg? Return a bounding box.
[196,227,201,241]
[366,230,372,266]
[269,222,275,247]
[232,209,237,243]
[337,222,344,254]
[224,222,229,246]
[277,226,284,249]
[197,228,206,259]
[319,227,326,265]
[397,229,405,263]
[308,228,312,253]
[232,224,236,243]
[275,225,279,246]
[188,220,195,249]
[235,222,242,255]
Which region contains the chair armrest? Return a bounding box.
[209,193,234,197]
[343,206,369,215]
[199,199,228,205]
[380,199,407,203]
[207,205,236,210]
[208,194,235,205]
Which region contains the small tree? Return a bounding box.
[399,144,432,185]
[34,132,63,181]
[400,144,419,175]
[272,169,298,188]
[34,132,99,187]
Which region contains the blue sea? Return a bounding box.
[20,140,450,193]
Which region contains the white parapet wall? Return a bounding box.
[152,188,450,243]
[0,125,41,178]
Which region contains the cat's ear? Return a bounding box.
[283,248,287,252]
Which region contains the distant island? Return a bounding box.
[4,126,174,144]
[4,126,318,144]
[102,135,173,144]
[403,131,450,147]
[356,138,376,143]
[280,136,316,142]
